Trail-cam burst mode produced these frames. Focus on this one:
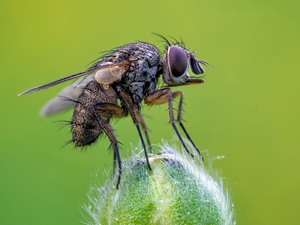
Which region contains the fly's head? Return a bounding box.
[161,43,206,85]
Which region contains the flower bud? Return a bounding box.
[85,144,235,225]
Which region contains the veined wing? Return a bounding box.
[18,60,131,116]
[40,60,131,116]
[40,73,95,116]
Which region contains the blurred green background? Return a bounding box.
[1,0,299,224]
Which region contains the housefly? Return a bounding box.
[19,35,207,189]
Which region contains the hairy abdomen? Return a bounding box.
[72,81,117,146]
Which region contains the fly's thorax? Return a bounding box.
[118,43,161,104]
[94,42,160,67]
[120,61,160,104]
[92,42,161,104]
[120,42,161,66]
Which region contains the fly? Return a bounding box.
[18,35,207,189]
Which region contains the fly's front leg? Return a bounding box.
[93,103,128,189]
[174,92,204,162]
[144,88,202,160]
[144,88,193,158]
[115,85,152,171]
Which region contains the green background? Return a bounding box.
[1,0,299,224]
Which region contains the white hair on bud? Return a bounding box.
[83,140,235,225]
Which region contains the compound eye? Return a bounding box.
[190,57,204,74]
[168,46,188,77]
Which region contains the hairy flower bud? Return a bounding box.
[85,144,235,225]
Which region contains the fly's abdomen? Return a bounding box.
[72,105,103,146]
[71,81,117,147]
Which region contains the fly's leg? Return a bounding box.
[94,102,128,119]
[144,88,203,160]
[174,91,204,162]
[137,112,153,153]
[115,85,152,171]
[93,103,127,189]
[93,111,122,189]
[144,88,193,158]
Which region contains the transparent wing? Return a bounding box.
[18,58,131,116]
[40,73,95,116]
[18,68,98,96]
[40,61,131,116]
